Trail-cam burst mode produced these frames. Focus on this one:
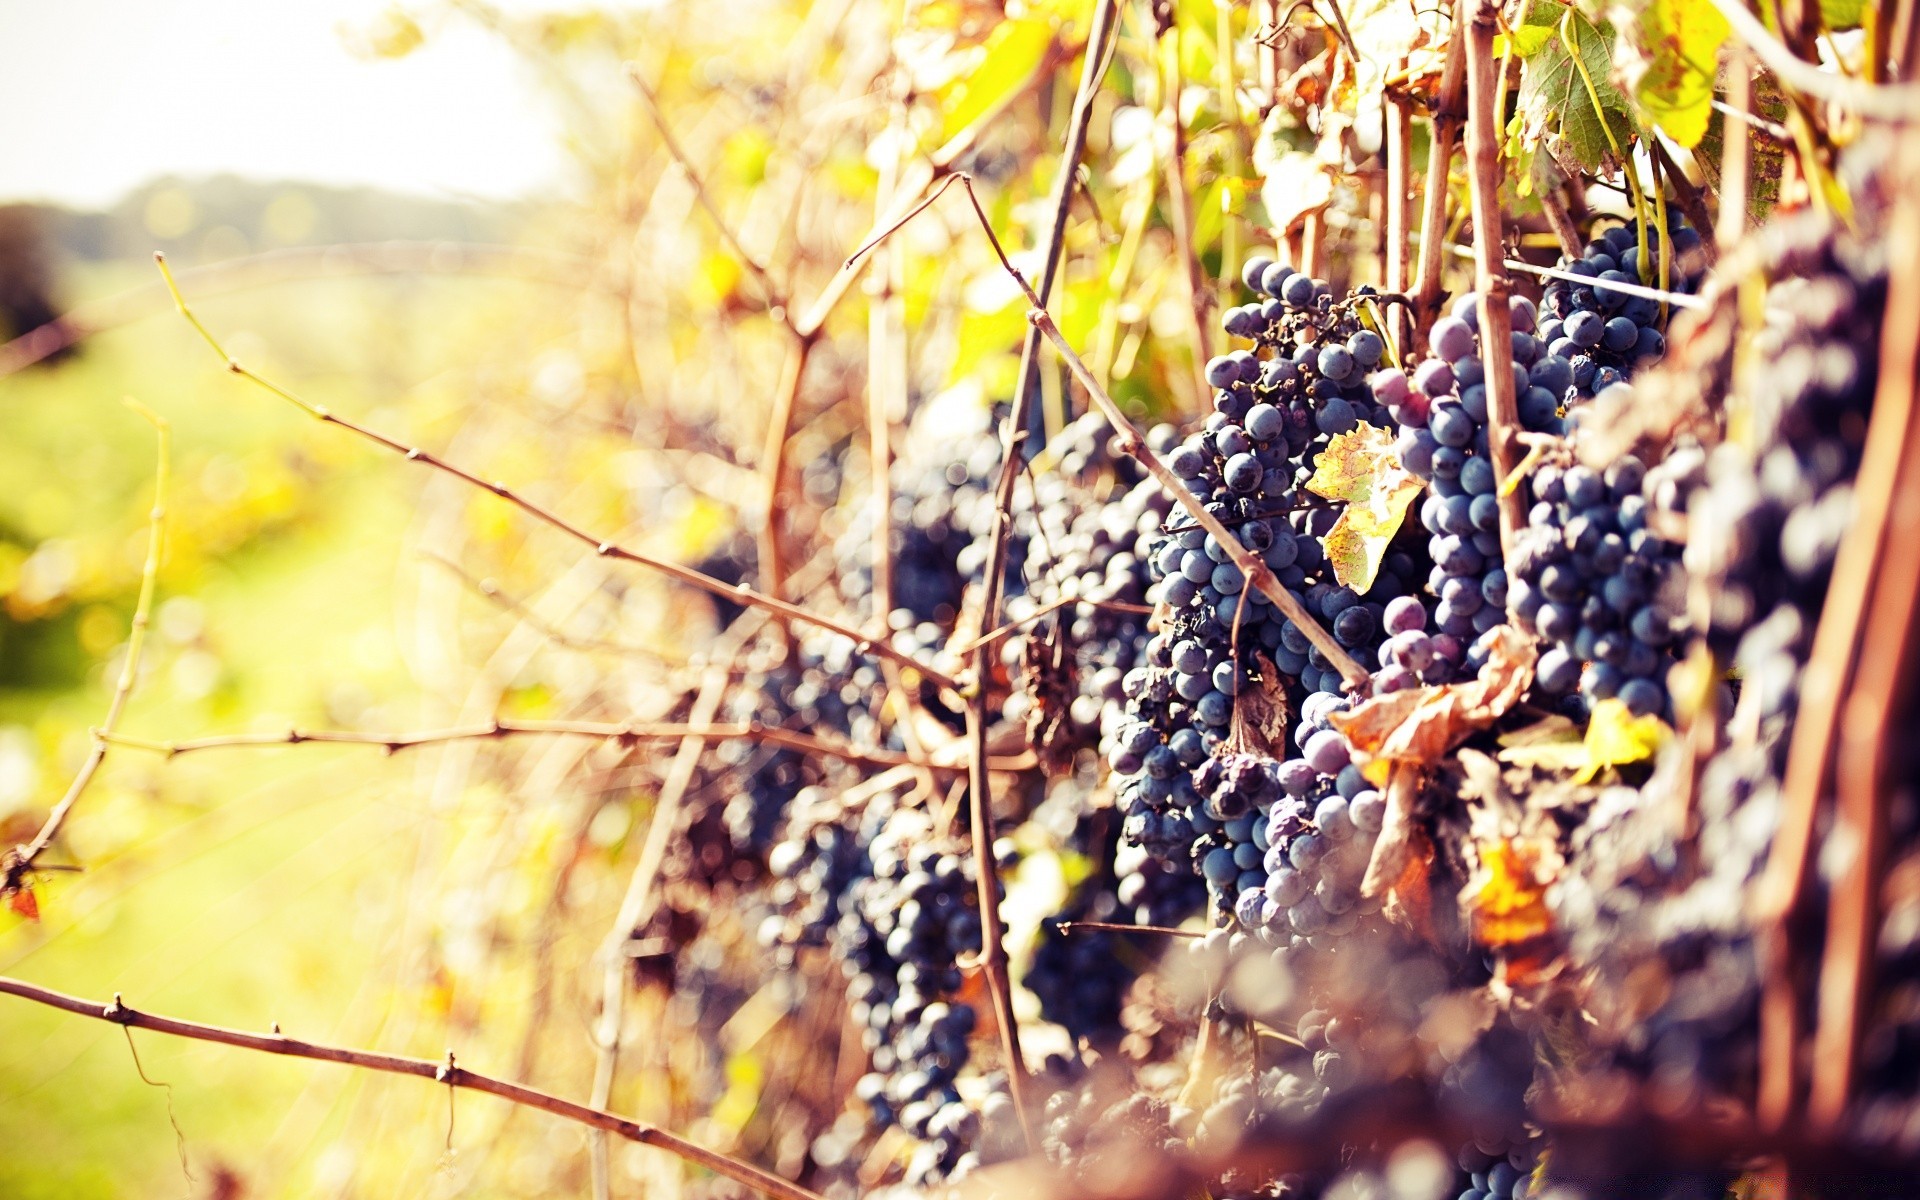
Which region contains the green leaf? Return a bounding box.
[1305,424,1423,594]
[1500,25,1556,57]
[1693,71,1790,223]
[937,18,1054,144]
[1821,0,1867,29]
[1631,0,1729,148]
[1515,3,1637,173]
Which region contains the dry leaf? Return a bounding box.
[1230,654,1293,758]
[1468,838,1556,949]
[1332,625,1538,785]
[7,885,39,922]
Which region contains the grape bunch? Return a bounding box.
[836,394,1015,630]
[1388,291,1564,648]
[1547,201,1895,1146]
[1539,214,1703,399]
[835,808,991,1186]
[1508,456,1688,717]
[720,638,889,861]
[1110,262,1443,915]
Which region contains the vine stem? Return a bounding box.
[2,399,168,899]
[1159,7,1215,404]
[968,0,1123,1145]
[0,243,599,380]
[1719,43,1753,252]
[1462,0,1528,567]
[588,643,740,1200]
[1385,92,1416,356]
[1754,139,1920,1133]
[1807,140,1920,1131]
[0,977,824,1200]
[150,252,959,695]
[1410,4,1468,342]
[92,719,1031,773]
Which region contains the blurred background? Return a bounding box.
[0,0,1295,1195]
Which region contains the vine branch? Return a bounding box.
[151,252,960,694]
[0,976,825,1200]
[2,399,168,899]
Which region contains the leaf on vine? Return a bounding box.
[1498,698,1670,781]
[1621,0,1729,148]
[1467,837,1557,949]
[1231,655,1294,760]
[1331,625,1537,785]
[1514,2,1636,175]
[1694,71,1790,222]
[1820,0,1867,29]
[1304,423,1422,594]
[935,17,1054,144]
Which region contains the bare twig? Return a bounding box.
[1158,10,1214,399]
[1462,0,1527,566]
[2,399,168,898]
[953,596,1155,658]
[0,977,824,1200]
[755,334,818,607]
[152,253,959,694]
[1754,154,1920,1132]
[1385,93,1416,355]
[1054,920,1204,939]
[1411,5,1468,339]
[0,243,598,379]
[1718,48,1754,252]
[420,552,689,665]
[1648,137,1717,256]
[588,646,738,1200]
[967,0,1123,1143]
[626,66,792,323]
[94,719,1030,774]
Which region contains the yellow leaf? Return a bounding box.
[1469,838,1555,949]
[938,18,1053,144]
[1577,698,1669,782]
[1497,698,1671,780]
[1305,423,1424,594]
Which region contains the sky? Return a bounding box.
[0,1,595,208]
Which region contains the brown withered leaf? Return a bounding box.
[1229,652,1293,758]
[1361,764,1421,898]
[8,884,39,922]
[1378,820,1435,939]
[1018,619,1078,773]
[1467,835,1565,991]
[1331,625,1538,784]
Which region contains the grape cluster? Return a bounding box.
[1548,203,1893,1138]
[1389,291,1564,647]
[1508,456,1688,717]
[1540,214,1703,399]
[836,809,989,1185]
[721,639,888,861]
[1022,794,1146,1048]
[1112,263,1438,915]
[836,395,1013,629]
